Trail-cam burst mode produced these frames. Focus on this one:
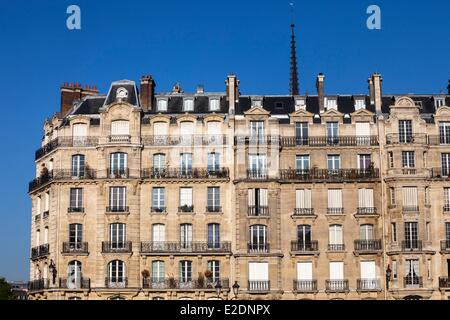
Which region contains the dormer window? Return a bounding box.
[252,99,263,107]
[355,98,366,110]
[209,98,220,111]
[116,87,129,100]
[435,97,445,108]
[157,99,168,112]
[326,98,337,110]
[295,98,306,111]
[183,98,194,112]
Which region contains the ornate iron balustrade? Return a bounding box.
[105,277,128,288]
[178,205,194,213]
[107,168,129,179]
[440,240,450,252]
[28,279,49,292]
[401,240,423,251]
[101,241,132,253]
[431,168,450,179]
[247,243,270,253]
[35,137,99,160]
[293,208,315,216]
[108,135,131,143]
[279,168,379,182]
[235,136,280,145]
[293,280,318,292]
[386,134,428,145]
[281,135,378,147]
[327,207,344,215]
[105,206,129,213]
[62,242,89,254]
[68,207,85,213]
[354,240,382,252]
[291,241,319,252]
[328,244,345,251]
[29,169,97,192]
[31,244,49,259]
[402,206,420,213]
[404,276,423,288]
[247,206,269,217]
[439,277,450,289]
[151,206,166,213]
[356,207,378,215]
[325,280,349,292]
[142,168,229,179]
[248,280,270,292]
[357,279,381,291]
[140,241,232,254]
[246,170,269,180]
[142,135,228,146]
[59,277,91,289]
[206,206,222,213]
[142,278,229,290]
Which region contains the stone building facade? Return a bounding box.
[27,73,450,300]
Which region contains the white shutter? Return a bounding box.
[180,188,193,206]
[328,189,342,208]
[297,262,313,281]
[356,122,370,136]
[36,197,41,215]
[153,122,168,135]
[207,121,221,135]
[330,262,344,280]
[402,187,418,206]
[358,189,373,208]
[44,227,48,243]
[329,225,343,244]
[248,189,255,206]
[73,123,87,137]
[248,262,269,281]
[260,189,268,206]
[360,261,376,279]
[180,122,194,135]
[111,120,129,135]
[296,189,311,208]
[44,193,49,211]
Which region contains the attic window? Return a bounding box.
[435,97,445,108]
[252,99,262,107]
[116,87,129,100]
[275,102,284,110]
[183,98,194,111]
[209,98,220,111]
[326,98,337,110]
[295,98,306,111]
[157,99,168,112]
[355,98,366,110]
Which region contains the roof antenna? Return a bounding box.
[289,2,299,96]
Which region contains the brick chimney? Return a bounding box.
[140,75,155,112]
[371,73,383,114]
[225,73,240,115]
[60,83,98,117]
[316,73,325,113]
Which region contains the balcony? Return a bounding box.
[62,242,89,255]
[143,278,229,290]
[325,280,349,292]
[328,244,345,251]
[35,137,98,160]
[356,207,378,215]
[246,169,268,180]
[142,135,228,146]
[28,279,49,292]
[107,168,129,179]
[248,206,269,217]
[430,168,450,179]
[357,279,381,291]
[386,134,428,145]
[327,207,344,215]
[59,277,91,290]
[280,136,378,147]
[428,135,450,145]
[440,240,450,253]
[401,240,423,252]
[101,241,132,253]
[106,206,129,214]
[206,206,222,213]
[293,208,315,216]
[235,136,279,146]
[142,168,229,180]
[291,241,319,254]
[178,205,194,213]
[404,276,423,288]
[29,169,97,193]
[108,135,131,143]
[279,168,379,182]
[31,244,49,260]
[293,280,318,293]
[439,277,450,289]
[402,206,419,213]
[354,240,382,253]
[248,243,270,254]
[140,241,232,255]
[151,206,166,214]
[248,280,270,292]
[444,205,450,213]
[105,277,128,288]
[68,207,85,213]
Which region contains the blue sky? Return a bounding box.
[0,0,448,281]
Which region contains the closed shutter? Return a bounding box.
[153,122,168,135]
[180,188,193,206]
[328,189,342,208]
[248,189,255,206]
[402,187,418,206]
[296,189,311,208]
[111,120,129,135]
[360,261,376,279]
[248,262,269,281]
[329,225,343,245]
[259,189,268,206]
[297,262,313,281]
[358,189,374,208]
[329,262,344,280]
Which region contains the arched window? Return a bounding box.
[249,225,268,252]
[111,120,129,136]
[329,224,343,250]
[71,154,85,177]
[67,260,82,289]
[110,152,128,177]
[72,123,88,146]
[107,260,126,288]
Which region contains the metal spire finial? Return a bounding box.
[289,2,299,96]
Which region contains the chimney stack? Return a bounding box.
[226,73,240,114]
[140,75,155,112]
[368,77,375,105]
[196,85,205,94]
[371,73,383,114]
[316,73,325,113]
[60,83,99,117]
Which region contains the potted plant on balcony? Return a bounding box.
[204,269,213,288]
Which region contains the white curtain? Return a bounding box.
[248,189,255,206]
[73,123,87,137]
[153,122,168,135]
[358,189,374,207]
[328,189,342,208]
[329,225,343,244]
[402,187,418,206]
[180,121,194,135]
[152,224,165,242]
[248,262,269,281]
[297,262,313,280]
[296,189,311,208]
[259,189,268,206]
[360,261,376,279]
[207,121,221,135]
[180,188,193,206]
[329,262,344,280]
[111,120,129,135]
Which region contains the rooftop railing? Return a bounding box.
[142,135,228,146]
[142,168,229,180]
[279,168,379,182]
[143,278,229,290]
[281,136,378,147]
[35,137,99,160]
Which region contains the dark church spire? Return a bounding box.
[289,3,299,96]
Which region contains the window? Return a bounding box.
[111,120,129,136]
[152,224,165,250]
[157,99,168,112]
[179,122,194,144]
[153,153,166,171]
[207,187,220,212]
[69,224,83,249]
[44,226,49,244]
[446,223,450,242]
[358,189,374,211]
[207,223,220,248]
[391,223,397,242]
[296,189,312,210]
[72,123,88,146]
[445,188,450,211]
[426,222,431,241]
[44,193,50,212]
[249,225,268,251]
[248,154,267,177]
[296,155,310,171]
[179,188,193,211]
[36,196,41,215]
[71,155,85,177]
[360,224,374,240]
[405,259,420,286]
[439,122,450,144]
[180,261,192,283]
[152,188,165,212]
[109,187,126,211]
[329,262,344,281]
[250,121,265,141]
[404,222,419,249]
[209,98,220,111]
[153,121,168,137]
[295,99,306,111]
[248,262,269,289]
[327,155,340,172]
[388,152,394,168]
[108,260,126,286]
[36,229,40,246]
[183,99,194,111]
[152,261,165,282]
[360,261,377,289]
[399,120,412,143]
[358,154,371,170]
[248,188,268,216]
[435,97,445,108]
[427,259,432,279]
[329,225,343,248]
[295,122,308,145]
[207,260,220,283]
[67,261,82,289]
[180,224,193,248]
[326,98,337,110]
[251,99,263,107]
[109,223,126,249]
[328,189,343,213]
[207,153,220,173]
[110,152,127,177]
[69,188,83,211]
[326,122,339,144]
[355,122,370,145]
[442,153,450,176]
[297,262,313,282]
[390,188,396,205]
[402,187,418,211]
[180,153,192,175]
[402,151,415,168]
[355,99,366,110]
[207,121,221,136]
[297,225,312,246]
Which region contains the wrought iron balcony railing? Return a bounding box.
[248,243,270,253]
[106,206,129,213]
[328,244,345,251]
[280,135,378,147]
[402,206,419,213]
[206,206,222,213]
[178,205,194,213]
[293,280,318,292]
[327,207,344,215]
[142,135,228,146]
[248,280,270,292]
[439,277,450,289]
[246,170,269,180]
[142,168,229,179]
[404,276,423,288]
[440,240,450,252]
[108,135,131,143]
[59,277,91,289]
[386,134,428,145]
[354,240,382,252]
[107,168,129,179]
[401,240,423,251]
[140,241,232,254]
[279,168,379,182]
[105,277,128,288]
[325,280,349,292]
[151,206,166,213]
[142,278,230,290]
[356,207,378,215]
[62,242,89,254]
[235,136,279,145]
[293,208,315,216]
[35,137,99,160]
[29,169,97,192]
[31,244,49,259]
[428,135,450,145]
[357,279,381,291]
[28,279,50,292]
[291,241,319,253]
[247,206,269,217]
[430,168,450,179]
[68,207,85,213]
[101,241,132,253]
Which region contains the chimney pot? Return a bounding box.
[316,74,325,113]
[140,75,155,112]
[196,85,204,94]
